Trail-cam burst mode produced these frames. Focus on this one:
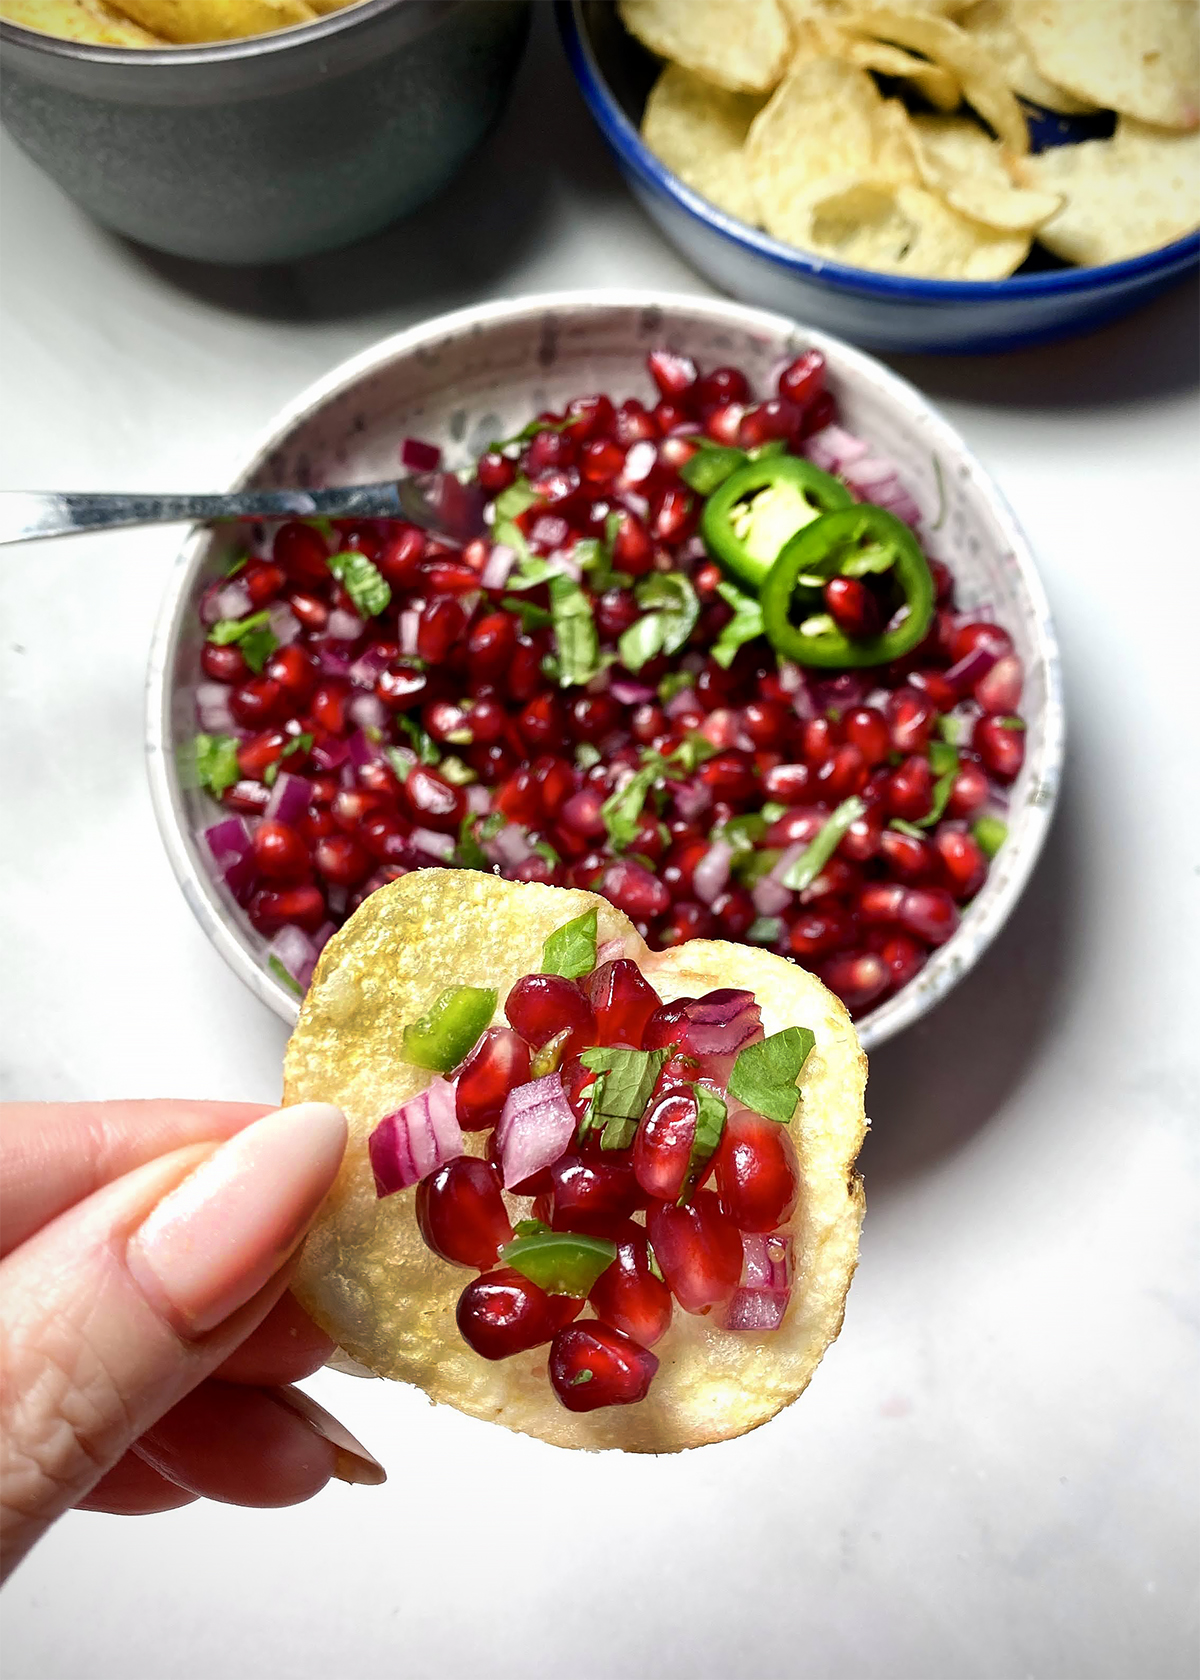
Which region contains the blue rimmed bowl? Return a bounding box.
[558,0,1199,355]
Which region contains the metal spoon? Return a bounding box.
[0,472,486,546]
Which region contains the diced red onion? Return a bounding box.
[267,603,301,646]
[790,679,816,721]
[496,1072,575,1191]
[752,875,793,917]
[665,687,700,720]
[811,672,868,713]
[946,644,998,692]
[327,608,365,643]
[312,920,337,955]
[597,936,629,964]
[203,817,258,906]
[401,436,442,472]
[466,784,492,816]
[870,481,922,527]
[311,734,349,771]
[199,577,253,625]
[369,1076,462,1196]
[719,1232,793,1332]
[196,681,237,734]
[481,543,516,590]
[268,922,318,991]
[264,769,311,826]
[326,884,349,916]
[488,823,534,868]
[610,679,655,705]
[775,659,802,694]
[410,827,455,862]
[841,454,900,492]
[677,990,762,1057]
[616,489,650,519]
[338,761,357,790]
[671,777,712,822]
[721,1290,788,1332]
[804,424,870,473]
[346,728,383,770]
[348,644,394,689]
[693,839,733,906]
[315,643,351,678]
[399,609,420,657]
[348,693,389,734]
[678,534,708,564]
[769,840,806,883]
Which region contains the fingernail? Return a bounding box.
[271,1388,387,1487]
[127,1103,347,1337]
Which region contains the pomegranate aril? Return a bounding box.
[824,577,882,637]
[633,1088,700,1203]
[315,833,371,887]
[642,997,696,1052]
[878,827,937,882]
[739,398,801,449]
[882,933,925,990]
[951,620,1013,666]
[887,755,934,821]
[740,699,790,749]
[908,668,958,713]
[242,560,286,606]
[710,885,755,940]
[888,688,937,753]
[647,1191,742,1315]
[975,654,1023,714]
[858,882,906,924]
[588,1225,673,1347]
[508,637,545,702]
[660,901,715,944]
[898,886,960,945]
[973,714,1026,781]
[224,779,271,815]
[525,428,576,474]
[416,1157,512,1269]
[564,393,616,441]
[230,676,286,729]
[698,751,757,802]
[251,819,310,882]
[505,973,596,1056]
[799,389,836,437]
[714,1111,799,1232]
[614,399,657,445]
[789,906,854,958]
[936,829,987,899]
[237,730,287,780]
[696,365,751,409]
[946,761,990,818]
[610,509,654,575]
[359,809,409,863]
[519,693,568,753]
[549,1155,643,1236]
[477,451,516,495]
[580,438,625,484]
[647,348,698,404]
[200,642,247,683]
[311,681,350,734]
[817,742,869,801]
[601,859,670,920]
[249,883,326,934]
[820,950,890,1012]
[273,520,330,584]
[762,762,814,803]
[777,348,825,410]
[651,484,695,543]
[549,1322,658,1411]
[456,1268,583,1360]
[403,765,466,832]
[265,643,318,703]
[584,958,660,1048]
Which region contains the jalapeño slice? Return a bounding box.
[700,456,853,590]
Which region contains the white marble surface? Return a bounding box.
[1,11,1198,1678]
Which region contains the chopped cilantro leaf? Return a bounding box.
[549,575,602,688]
[781,797,866,892]
[680,1085,727,1201]
[542,908,598,980]
[455,814,489,871]
[397,716,440,765]
[327,551,390,618]
[600,759,665,852]
[917,745,959,828]
[385,745,416,783]
[492,477,539,521]
[728,1027,815,1124]
[579,1046,667,1150]
[207,609,278,674]
[658,670,694,702]
[502,595,553,631]
[973,814,1008,858]
[267,954,304,998]
[747,915,782,945]
[712,579,765,669]
[193,733,240,799]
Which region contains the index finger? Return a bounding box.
[0,1100,271,1255]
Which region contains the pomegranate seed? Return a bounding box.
[402,766,465,832]
[698,751,757,802]
[710,885,755,939]
[799,389,837,436]
[762,762,814,803]
[241,560,286,606]
[251,819,309,882]
[456,1268,582,1360]
[525,428,576,474]
[579,437,626,484]
[881,933,925,991]
[416,1157,513,1269]
[696,365,751,409]
[519,693,568,753]
[564,393,616,440]
[548,1155,643,1236]
[646,348,698,404]
[975,654,1024,714]
[584,959,660,1048]
[973,715,1025,781]
[496,767,542,825]
[741,699,790,749]
[505,973,596,1056]
[336,523,382,561]
[633,1088,701,1203]
[200,642,247,683]
[886,755,934,821]
[887,687,936,753]
[588,1224,673,1346]
[878,827,937,882]
[714,1110,799,1232]
[817,742,869,800]
[224,779,271,815]
[789,906,854,958]
[858,882,906,924]
[610,508,655,576]
[908,668,958,712]
[477,451,516,494]
[802,716,839,764]
[652,399,691,435]
[248,883,326,934]
[660,901,715,944]
[777,349,825,410]
[425,560,482,594]
[509,637,545,701]
[601,859,671,920]
[265,644,318,704]
[549,1322,658,1411]
[377,525,425,590]
[237,730,287,780]
[273,520,329,583]
[950,620,1013,666]
[332,788,384,833]
[376,664,427,711]
[230,676,286,729]
[651,484,695,543]
[704,402,746,446]
[647,1191,742,1314]
[614,399,657,444]
[417,597,466,665]
[839,807,884,862]
[595,587,641,638]
[315,833,371,887]
[642,998,696,1052]
[359,809,409,863]
[821,950,890,1012]
[311,681,349,734]
[946,761,990,818]
[824,577,882,637]
[738,397,801,449]
[898,886,960,945]
[935,829,987,899]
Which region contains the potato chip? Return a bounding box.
[808,178,1030,274]
[912,112,1062,229]
[618,0,791,94]
[283,870,867,1453]
[846,36,962,112]
[1013,0,1200,131]
[642,63,765,224]
[847,6,1030,150]
[3,0,165,41]
[1018,117,1200,264]
[958,0,1094,114]
[113,0,314,38]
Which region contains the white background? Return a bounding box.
[1,10,1198,1678]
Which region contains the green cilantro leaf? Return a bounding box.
[973,814,1008,858]
[712,579,765,669]
[542,908,598,980]
[917,744,959,828]
[455,814,488,871]
[658,670,695,702]
[937,711,968,746]
[680,1085,727,1201]
[600,759,665,852]
[781,796,866,892]
[223,554,247,578]
[207,609,279,674]
[549,574,602,688]
[193,733,240,799]
[618,613,669,673]
[502,596,553,631]
[712,812,767,853]
[578,1046,668,1151]
[575,536,632,594]
[492,477,539,521]
[728,1027,816,1124]
[385,745,415,783]
[327,551,390,618]
[532,839,560,866]
[889,818,926,838]
[397,716,440,765]
[666,732,717,773]
[267,953,304,998]
[640,572,700,656]
[747,915,783,945]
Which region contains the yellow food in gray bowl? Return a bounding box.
[2,0,359,45]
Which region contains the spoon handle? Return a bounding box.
[0,483,408,545]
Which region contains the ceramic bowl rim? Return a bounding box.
[557,0,1200,303]
[145,288,1065,1050]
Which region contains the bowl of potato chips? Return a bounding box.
[0,0,529,265]
[559,0,1199,353]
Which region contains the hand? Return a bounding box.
[0,1099,385,1578]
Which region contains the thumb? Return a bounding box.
[0,1102,346,1573]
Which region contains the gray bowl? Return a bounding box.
[145,290,1064,1051]
[0,0,529,265]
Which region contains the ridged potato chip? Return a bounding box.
[846,36,962,111]
[959,0,1095,114]
[1012,0,1200,131]
[642,63,765,224]
[619,0,792,94]
[3,0,164,40]
[113,0,313,38]
[912,112,1063,229]
[1017,117,1200,263]
[807,178,1030,274]
[283,871,867,1453]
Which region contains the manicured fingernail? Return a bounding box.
[271,1388,386,1487]
[127,1103,347,1337]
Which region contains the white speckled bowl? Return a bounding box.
[146,292,1064,1050]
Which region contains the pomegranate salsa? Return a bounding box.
[191,349,1024,1017]
[369,906,808,1413]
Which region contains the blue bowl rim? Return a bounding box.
[557,0,1200,302]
